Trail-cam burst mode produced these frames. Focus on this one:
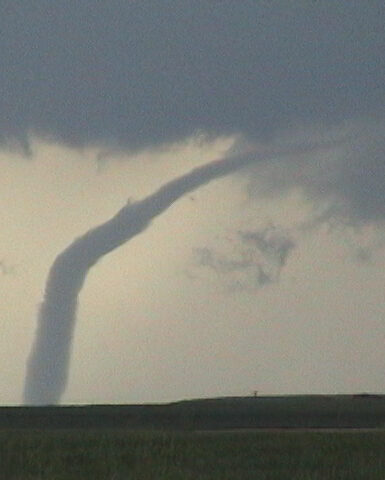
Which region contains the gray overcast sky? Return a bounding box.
[1,1,384,404]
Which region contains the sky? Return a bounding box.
[1,0,384,405]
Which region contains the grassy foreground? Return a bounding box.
[1,429,385,480]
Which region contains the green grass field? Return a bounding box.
[1,429,385,480]
[1,396,384,479]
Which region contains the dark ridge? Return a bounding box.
[2,395,385,431]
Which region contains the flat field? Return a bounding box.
[1,396,384,479]
[1,429,385,480]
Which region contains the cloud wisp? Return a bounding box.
[194,225,295,291]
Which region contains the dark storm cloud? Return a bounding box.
[1,1,384,226]
[1,0,383,151]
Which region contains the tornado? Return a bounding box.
[23,136,336,405]
[23,151,258,405]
